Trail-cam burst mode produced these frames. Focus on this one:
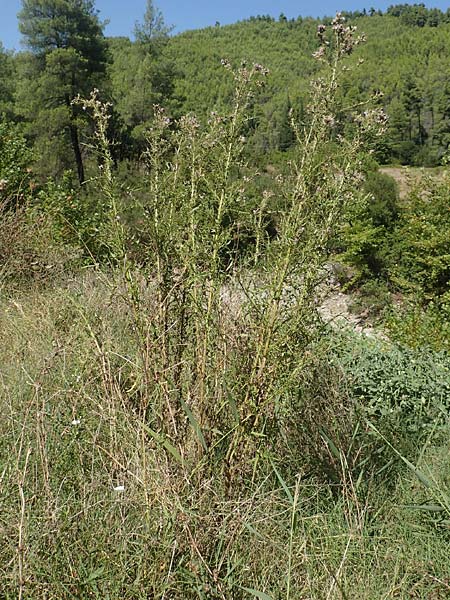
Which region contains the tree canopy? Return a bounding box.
[17,0,107,183]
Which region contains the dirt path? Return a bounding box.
[318,284,387,339]
[380,165,446,200]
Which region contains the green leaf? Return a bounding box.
[180,397,208,453]
[142,423,183,466]
[84,566,105,583]
[241,587,273,600]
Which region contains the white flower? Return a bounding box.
[71,419,81,426]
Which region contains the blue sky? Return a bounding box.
[1,1,449,50]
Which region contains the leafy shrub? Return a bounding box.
[0,121,34,209]
[386,171,450,299]
[34,176,111,262]
[364,170,399,229]
[336,169,399,285]
[385,297,450,352]
[334,333,450,436]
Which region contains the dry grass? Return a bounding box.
[1,275,450,599]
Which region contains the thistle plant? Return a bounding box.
[133,62,270,457]
[72,90,126,263]
[80,15,386,492]
[224,13,387,479]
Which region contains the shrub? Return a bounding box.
[0,121,34,209]
[336,168,399,285]
[334,332,450,436]
[385,297,450,352]
[364,170,399,229]
[386,171,450,299]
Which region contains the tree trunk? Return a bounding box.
[69,123,85,185]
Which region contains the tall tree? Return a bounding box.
[109,1,176,145]
[17,0,107,183]
[134,0,172,46]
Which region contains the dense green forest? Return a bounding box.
[2,2,450,172]
[1,2,450,598]
[166,11,450,166]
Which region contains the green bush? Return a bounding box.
[364,170,399,229]
[386,172,450,299]
[34,176,112,262]
[385,297,450,352]
[336,168,400,285]
[0,122,34,209]
[334,333,450,436]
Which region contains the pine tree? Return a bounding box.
[134,0,172,47]
[17,0,107,183]
[109,0,176,145]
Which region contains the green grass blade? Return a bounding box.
[241,587,273,600]
[180,397,208,452]
[142,423,184,466]
[270,458,293,504]
[403,503,446,512]
[319,428,342,461]
[366,421,433,488]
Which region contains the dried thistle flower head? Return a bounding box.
[317,23,326,43]
[314,13,366,62]
[312,46,326,61]
[179,114,200,132]
[253,63,270,76]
